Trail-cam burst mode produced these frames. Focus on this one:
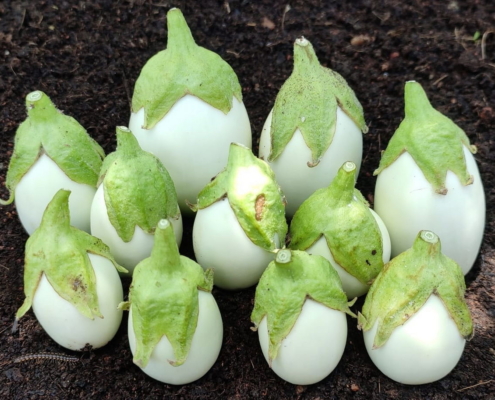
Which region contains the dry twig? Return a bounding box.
[457,380,493,392]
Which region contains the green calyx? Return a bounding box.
[289,161,384,285]
[0,91,104,206]
[131,8,243,129]
[191,143,287,251]
[251,249,356,362]
[121,219,213,368]
[358,230,473,349]
[374,81,477,195]
[15,189,126,322]
[98,126,179,242]
[268,37,367,166]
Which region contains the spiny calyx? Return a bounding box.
[374,81,476,194]
[358,230,473,349]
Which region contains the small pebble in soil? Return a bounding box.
[4,368,23,382]
[296,385,307,394]
[350,34,372,46]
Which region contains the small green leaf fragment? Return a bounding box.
[118,301,130,311]
[195,169,229,208]
[358,230,473,348]
[251,250,355,362]
[374,81,475,194]
[75,228,128,274]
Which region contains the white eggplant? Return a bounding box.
[14,189,126,350]
[15,154,96,235]
[121,219,223,385]
[1,91,104,234]
[363,294,466,385]
[128,290,222,385]
[191,143,287,290]
[258,37,367,216]
[257,299,347,385]
[193,198,278,290]
[374,81,485,275]
[359,230,473,385]
[252,250,355,385]
[290,162,391,299]
[259,108,363,217]
[129,8,251,213]
[90,127,182,274]
[33,253,123,350]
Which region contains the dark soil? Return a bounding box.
[1,0,494,399]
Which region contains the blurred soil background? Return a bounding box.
[0,0,494,399]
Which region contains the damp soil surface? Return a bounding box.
[1,1,495,399]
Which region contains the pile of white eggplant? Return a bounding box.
[1,7,483,388]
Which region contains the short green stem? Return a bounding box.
[115,126,141,156]
[166,8,197,53]
[27,91,43,102]
[39,189,72,233]
[329,161,357,203]
[420,230,438,244]
[293,37,320,74]
[150,218,181,271]
[404,81,433,118]
[26,90,58,120]
[343,161,356,173]
[276,249,291,264]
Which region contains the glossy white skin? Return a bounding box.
[363,294,466,385]
[32,253,123,351]
[14,154,96,235]
[128,290,223,385]
[259,107,363,216]
[129,95,252,214]
[374,148,485,275]
[90,185,183,274]
[306,209,392,299]
[258,298,347,385]
[193,198,277,290]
